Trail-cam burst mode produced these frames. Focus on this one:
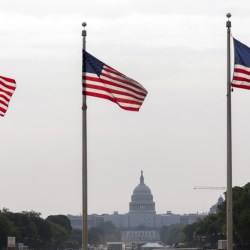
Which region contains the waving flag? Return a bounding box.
[232,38,250,89]
[0,75,16,117]
[82,51,147,111]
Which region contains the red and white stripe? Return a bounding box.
[0,75,16,116]
[232,64,250,90]
[83,65,147,111]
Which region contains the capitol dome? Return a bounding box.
[129,171,155,213]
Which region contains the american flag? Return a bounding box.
[0,75,16,117]
[82,51,147,111]
[232,38,250,90]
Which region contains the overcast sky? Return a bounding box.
[1,0,250,218]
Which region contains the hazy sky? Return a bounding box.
[1,0,250,218]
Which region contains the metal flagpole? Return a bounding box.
[226,13,233,250]
[82,22,88,250]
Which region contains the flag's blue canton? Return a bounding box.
[83,50,104,76]
[234,38,250,67]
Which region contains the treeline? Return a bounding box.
[0,209,121,250]
[0,209,76,249]
[1,182,249,249]
[88,221,121,245]
[161,182,250,250]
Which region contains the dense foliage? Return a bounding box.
[217,182,250,249]
[1,182,249,249]
[160,223,185,246]
[88,221,121,246]
[0,209,73,249]
[181,182,250,249]
[182,213,225,249]
[0,210,121,249]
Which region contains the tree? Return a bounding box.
[88,227,105,246]
[30,215,52,248]
[183,222,197,246]
[70,229,82,249]
[182,182,250,249]
[46,215,72,234]
[0,209,75,249]
[3,211,40,247]
[47,220,69,249]
[0,212,18,249]
[2,210,53,249]
[194,214,223,249]
[87,221,121,246]
[99,221,121,242]
[160,224,185,246]
[46,215,73,249]
[217,183,250,248]
[237,209,250,241]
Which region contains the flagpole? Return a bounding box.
[82,22,88,250]
[226,13,233,250]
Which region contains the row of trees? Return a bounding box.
[1,182,249,249]
[160,182,250,249]
[87,183,250,249]
[88,221,121,246]
[0,209,74,249]
[0,209,121,249]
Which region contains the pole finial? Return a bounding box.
[82,22,87,37]
[226,13,231,28]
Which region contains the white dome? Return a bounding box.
[129,171,155,212]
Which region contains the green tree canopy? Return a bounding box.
[182,182,250,249]
[218,182,250,247]
[0,209,72,249]
[47,220,69,249]
[46,215,72,234]
[87,221,121,246]
[160,224,185,246]
[88,227,105,246]
[99,221,121,242]
[0,212,18,249]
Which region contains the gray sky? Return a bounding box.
[1,0,250,218]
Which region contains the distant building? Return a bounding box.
[180,213,206,225]
[68,214,82,230]
[68,171,206,243]
[209,196,224,213]
[68,214,104,230]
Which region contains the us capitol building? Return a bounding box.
[68,171,222,243]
